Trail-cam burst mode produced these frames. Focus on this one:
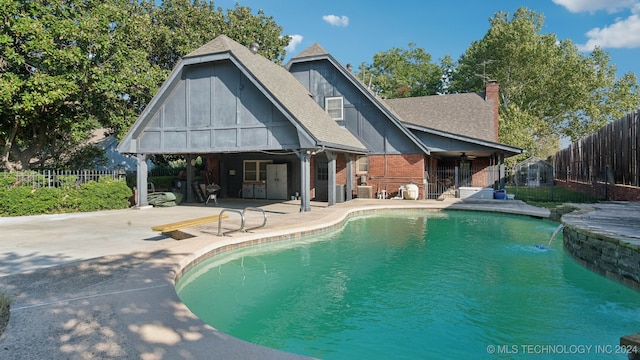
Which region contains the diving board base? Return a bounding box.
[162,230,196,240]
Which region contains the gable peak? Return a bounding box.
[184,35,252,58]
[292,43,330,60]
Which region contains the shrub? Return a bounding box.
[0,186,65,216]
[148,176,175,190]
[0,178,132,216]
[64,178,132,212]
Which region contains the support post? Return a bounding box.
[136,154,149,207]
[327,151,337,206]
[499,151,505,190]
[346,154,354,201]
[298,151,311,212]
[186,154,194,203]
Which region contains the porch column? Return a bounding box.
[298,151,311,212]
[346,154,354,201]
[219,155,227,198]
[186,154,194,203]
[327,151,337,206]
[136,154,148,207]
[499,151,505,190]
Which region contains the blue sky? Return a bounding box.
[215,0,640,78]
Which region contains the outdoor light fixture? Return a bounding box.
[460,152,468,163]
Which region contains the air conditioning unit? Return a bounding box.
[357,185,373,199]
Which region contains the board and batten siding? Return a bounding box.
[289,61,423,155]
[138,60,300,154]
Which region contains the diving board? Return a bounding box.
[152,214,228,239]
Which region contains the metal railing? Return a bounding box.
[217,207,267,236]
[1,170,122,189]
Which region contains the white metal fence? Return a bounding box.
[1,170,123,189]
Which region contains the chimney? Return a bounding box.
[485,80,499,141]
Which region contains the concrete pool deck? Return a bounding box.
[0,198,635,359]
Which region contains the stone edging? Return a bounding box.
[562,223,640,292]
[561,212,640,358]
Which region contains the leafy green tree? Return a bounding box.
[451,7,640,160]
[222,4,290,63]
[0,0,165,170]
[359,43,447,98]
[0,0,290,170]
[140,1,289,71]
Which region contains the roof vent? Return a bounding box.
[249,42,260,54]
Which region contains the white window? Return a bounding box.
[325,96,344,120]
[357,156,369,174]
[243,160,272,182]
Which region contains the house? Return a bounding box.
[90,131,154,172]
[117,35,523,210]
[287,43,522,200]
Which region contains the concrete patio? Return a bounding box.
[0,198,635,359]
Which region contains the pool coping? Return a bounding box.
[7,198,640,359]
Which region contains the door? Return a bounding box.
[315,156,328,201]
[267,164,288,200]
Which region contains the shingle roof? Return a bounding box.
[287,44,432,155]
[183,35,367,152]
[384,93,496,142]
[290,43,329,59]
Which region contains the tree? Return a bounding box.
[140,1,290,71]
[0,0,290,170]
[0,0,165,170]
[451,7,640,160]
[358,43,447,98]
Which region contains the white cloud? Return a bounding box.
[577,5,640,50]
[552,0,638,13]
[322,15,349,27]
[285,34,303,53]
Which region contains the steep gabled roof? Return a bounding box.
[185,36,366,152]
[290,43,330,59]
[287,45,431,155]
[385,93,496,142]
[118,35,366,154]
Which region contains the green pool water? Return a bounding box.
[176,210,640,359]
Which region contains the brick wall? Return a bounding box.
[471,158,491,187]
[362,154,425,198]
[314,153,427,199]
[556,180,640,201]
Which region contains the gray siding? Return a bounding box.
[414,132,493,152]
[290,61,421,155]
[138,60,300,153]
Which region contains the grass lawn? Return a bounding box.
[0,292,10,337]
[505,185,601,210]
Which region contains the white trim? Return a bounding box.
[325,96,344,120]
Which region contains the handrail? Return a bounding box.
[242,207,267,232]
[216,207,268,236]
[217,209,244,236]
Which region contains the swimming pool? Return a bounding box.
[176,210,640,359]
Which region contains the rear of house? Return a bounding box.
[118,36,522,208]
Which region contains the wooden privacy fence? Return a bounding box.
[0,170,122,189]
[554,109,639,186]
